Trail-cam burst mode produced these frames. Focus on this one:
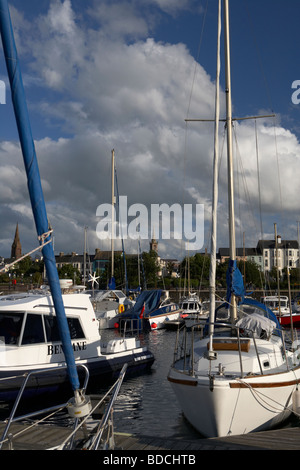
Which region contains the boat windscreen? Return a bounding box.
[0,312,24,344]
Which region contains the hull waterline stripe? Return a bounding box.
[167,376,197,386]
[167,375,300,389]
[230,378,300,389]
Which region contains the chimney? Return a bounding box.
[277,235,282,245]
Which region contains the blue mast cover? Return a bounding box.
[121,290,162,319]
[0,0,80,391]
[226,259,245,306]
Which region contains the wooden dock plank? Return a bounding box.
[0,422,299,450]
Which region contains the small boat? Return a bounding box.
[0,291,154,401]
[88,289,135,329]
[261,295,300,328]
[260,295,290,315]
[179,293,202,318]
[117,290,181,331]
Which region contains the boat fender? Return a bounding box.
[67,395,92,419]
[292,388,300,414]
[114,322,119,329]
[118,304,125,313]
[151,323,157,329]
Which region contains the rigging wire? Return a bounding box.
[243,0,274,113]
[255,120,264,240]
[180,0,209,286]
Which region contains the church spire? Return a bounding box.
[11,223,22,259]
[149,228,158,253]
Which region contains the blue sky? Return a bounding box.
[0,0,300,264]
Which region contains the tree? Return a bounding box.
[57,264,81,285]
[237,259,264,289]
[142,250,160,288]
[180,254,210,288]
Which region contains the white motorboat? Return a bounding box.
[88,289,135,329]
[179,293,202,318]
[260,295,290,316]
[0,291,154,401]
[260,295,300,328]
[167,0,300,438]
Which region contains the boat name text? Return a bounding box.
[47,341,87,356]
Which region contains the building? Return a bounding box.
[257,236,299,273]
[11,223,22,260]
[92,249,122,274]
[55,249,123,283]
[218,236,299,274]
[54,236,180,284]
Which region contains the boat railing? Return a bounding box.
[0,364,89,450]
[0,363,127,450]
[172,321,290,379]
[119,317,143,333]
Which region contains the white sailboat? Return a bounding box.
[167,0,300,438]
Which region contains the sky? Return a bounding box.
[0,0,300,263]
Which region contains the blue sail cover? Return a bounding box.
[226,259,245,306]
[0,0,80,391]
[121,290,162,319]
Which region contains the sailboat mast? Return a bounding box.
[111,149,115,280]
[208,0,222,356]
[0,0,81,394]
[224,0,237,321]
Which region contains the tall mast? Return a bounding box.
[224,0,237,322]
[208,0,222,357]
[0,0,81,396]
[111,149,115,281]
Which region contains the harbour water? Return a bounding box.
[0,324,298,443]
[0,326,201,441]
[100,327,201,440]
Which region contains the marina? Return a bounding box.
[0,326,299,450]
[1,0,300,453]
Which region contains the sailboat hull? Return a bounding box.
[168,363,300,438]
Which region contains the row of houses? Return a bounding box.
[55,247,180,282]
[218,236,299,273]
[55,236,299,284]
[3,225,298,280]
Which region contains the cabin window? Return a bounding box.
[0,313,23,345]
[44,315,60,342]
[67,318,85,339]
[44,315,85,342]
[22,314,45,345]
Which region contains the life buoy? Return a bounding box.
[118,304,125,314]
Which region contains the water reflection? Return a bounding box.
[100,328,200,439]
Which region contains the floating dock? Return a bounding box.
[0,422,300,450]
